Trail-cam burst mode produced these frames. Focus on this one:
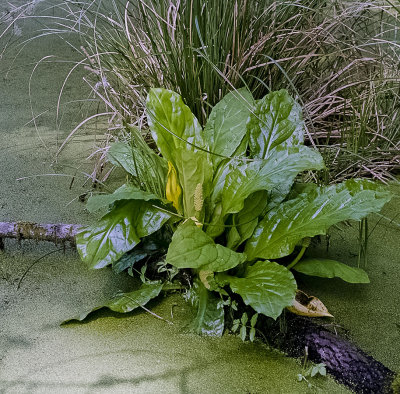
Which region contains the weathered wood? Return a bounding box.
[263,313,396,394]
[0,221,81,246]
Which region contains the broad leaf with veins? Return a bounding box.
[77,200,172,269]
[245,179,392,260]
[146,88,212,218]
[206,145,324,238]
[293,258,370,283]
[216,260,297,319]
[146,88,205,159]
[204,87,253,167]
[166,220,246,272]
[247,89,304,159]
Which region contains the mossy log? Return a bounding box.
[264,313,396,394]
[0,221,397,392]
[0,221,81,248]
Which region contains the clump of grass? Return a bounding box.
[38,0,399,184]
[5,0,400,185]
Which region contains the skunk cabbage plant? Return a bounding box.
[71,88,392,335]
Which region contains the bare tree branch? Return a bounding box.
[0,221,81,247]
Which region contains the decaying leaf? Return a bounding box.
[286,290,333,318]
[199,270,214,289]
[188,216,203,228]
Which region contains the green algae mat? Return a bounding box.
[0,242,349,393]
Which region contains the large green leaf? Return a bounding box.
[222,146,323,214]
[166,220,246,272]
[108,142,138,176]
[63,282,163,323]
[216,261,297,320]
[294,258,370,283]
[227,191,269,250]
[87,184,167,213]
[185,280,225,336]
[146,88,213,218]
[146,88,205,161]
[248,89,304,159]
[206,145,324,238]
[108,141,167,197]
[245,179,393,260]
[76,200,172,269]
[204,88,253,167]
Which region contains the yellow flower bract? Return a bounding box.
[166,161,182,211]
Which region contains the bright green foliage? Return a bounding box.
[247,89,304,159]
[166,220,246,272]
[76,200,172,269]
[226,191,268,250]
[74,87,392,335]
[293,258,370,283]
[204,88,253,168]
[174,148,212,219]
[245,180,392,260]
[206,145,324,238]
[146,88,205,157]
[217,261,297,320]
[147,89,212,218]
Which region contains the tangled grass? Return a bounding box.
[2,0,399,185]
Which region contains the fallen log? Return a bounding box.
[0,221,398,393]
[0,221,81,248]
[263,313,397,394]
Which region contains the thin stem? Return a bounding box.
[17,248,65,289]
[364,218,369,267]
[161,283,185,291]
[287,245,308,270]
[119,293,173,325]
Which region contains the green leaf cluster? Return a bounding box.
[232,312,259,342]
[73,87,392,334]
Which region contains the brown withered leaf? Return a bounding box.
[199,270,214,290]
[286,290,333,318]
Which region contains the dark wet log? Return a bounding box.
[264,313,396,394]
[0,221,81,247]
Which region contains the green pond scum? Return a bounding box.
[0,242,350,393]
